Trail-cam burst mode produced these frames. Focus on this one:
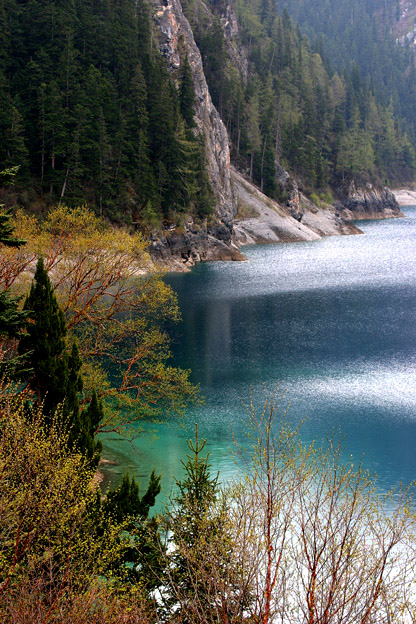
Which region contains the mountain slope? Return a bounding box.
[280,0,416,144]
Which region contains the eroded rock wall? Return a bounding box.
[335,180,403,220]
[232,168,361,246]
[152,0,235,228]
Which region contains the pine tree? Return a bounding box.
[162,426,244,622]
[337,102,375,178]
[246,94,262,180]
[179,52,196,128]
[101,469,162,586]
[18,258,100,462]
[80,389,104,465]
[164,424,220,615]
[66,340,101,463]
[0,292,26,340]
[103,470,161,524]
[126,62,156,218]
[173,424,219,548]
[194,136,213,218]
[19,257,68,417]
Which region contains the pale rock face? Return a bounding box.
[232,167,361,247]
[151,0,235,228]
[221,2,239,39]
[392,188,416,206]
[275,163,303,221]
[393,0,416,61]
[220,1,249,81]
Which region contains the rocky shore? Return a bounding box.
[231,168,362,247]
[149,171,403,271]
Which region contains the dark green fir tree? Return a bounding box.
[66,342,103,466]
[18,257,101,462]
[103,470,161,524]
[174,423,218,523]
[19,257,68,416]
[162,425,245,622]
[80,389,104,466]
[179,52,196,128]
[101,469,162,586]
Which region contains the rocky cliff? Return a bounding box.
[232,168,362,247]
[150,0,244,268]
[392,0,416,62]
[152,0,234,225]
[334,180,403,220]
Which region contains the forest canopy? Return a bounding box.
[0,0,212,224]
[184,0,416,195]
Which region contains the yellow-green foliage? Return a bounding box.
[310,192,321,207]
[0,386,145,620]
[319,190,333,205]
[310,191,333,209]
[0,388,121,583]
[0,205,199,430]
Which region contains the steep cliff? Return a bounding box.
[392,0,416,61]
[149,0,244,268]
[153,0,234,225]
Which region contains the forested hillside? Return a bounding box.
[184,0,416,199]
[0,0,212,224]
[1,0,415,227]
[280,0,416,143]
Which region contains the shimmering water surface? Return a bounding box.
[102,207,416,503]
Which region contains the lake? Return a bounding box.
[101,207,416,505]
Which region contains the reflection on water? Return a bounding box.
[101,208,416,506]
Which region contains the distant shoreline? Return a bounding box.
[392,189,416,206]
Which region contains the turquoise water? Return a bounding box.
[101,207,416,504]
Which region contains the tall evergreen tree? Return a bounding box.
[101,469,162,585]
[103,470,161,524]
[18,257,100,461]
[173,424,219,548]
[19,257,68,416]
[80,389,104,465]
[0,172,23,241]
[161,425,243,622]
[179,52,196,128]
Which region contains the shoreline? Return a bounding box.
[152,174,405,272]
[391,188,416,206]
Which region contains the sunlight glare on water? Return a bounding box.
[101,207,416,503]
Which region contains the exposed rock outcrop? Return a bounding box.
[150,0,246,267]
[150,224,245,272]
[275,164,303,222]
[218,2,249,82]
[152,0,235,228]
[232,168,361,246]
[334,180,403,220]
[392,1,416,62]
